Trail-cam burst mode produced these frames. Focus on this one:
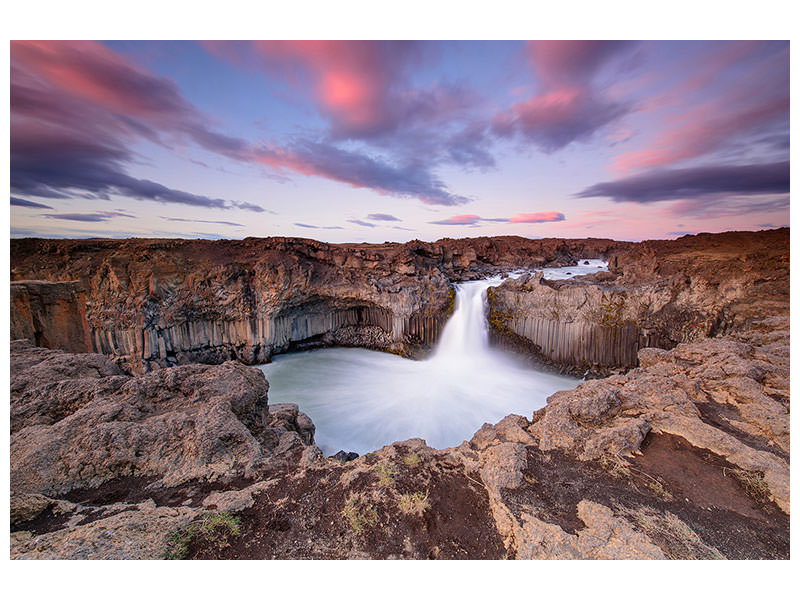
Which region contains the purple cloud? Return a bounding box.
[576,160,789,204]
[347,219,377,228]
[43,211,135,222]
[164,217,245,227]
[493,41,636,151]
[294,222,344,230]
[11,196,53,209]
[367,213,401,221]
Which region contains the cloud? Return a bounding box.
[347,219,377,228]
[611,42,789,172]
[253,140,469,206]
[43,211,135,222]
[493,41,636,151]
[11,196,53,209]
[612,95,789,172]
[429,214,483,226]
[164,217,244,227]
[577,160,789,204]
[508,212,565,223]
[294,222,344,230]
[430,212,566,226]
[11,41,262,210]
[204,41,496,190]
[367,213,401,221]
[206,41,454,141]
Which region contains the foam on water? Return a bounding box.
[258,259,607,455]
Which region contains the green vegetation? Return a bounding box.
[728,468,771,504]
[342,494,379,533]
[486,288,518,334]
[403,453,421,466]
[164,512,241,560]
[374,461,398,486]
[396,491,430,516]
[599,453,631,479]
[593,295,627,328]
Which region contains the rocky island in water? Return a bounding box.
[9,229,789,559]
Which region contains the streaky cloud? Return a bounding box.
[367,213,401,221]
[576,161,789,203]
[11,196,53,209]
[43,211,135,222]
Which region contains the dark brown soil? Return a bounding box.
[11,505,71,535]
[502,433,788,559]
[694,401,790,463]
[184,452,507,560]
[61,474,255,508]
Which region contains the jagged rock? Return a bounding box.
[527,320,790,513]
[10,342,312,496]
[330,450,360,463]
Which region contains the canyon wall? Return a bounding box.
[10,235,621,371]
[487,229,789,374]
[10,280,91,354]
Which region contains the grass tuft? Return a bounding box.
[342,494,378,533]
[374,461,398,486]
[403,453,421,466]
[727,468,771,504]
[396,491,430,516]
[164,512,241,560]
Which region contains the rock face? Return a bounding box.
[10,236,621,372]
[10,280,91,353]
[487,229,789,374]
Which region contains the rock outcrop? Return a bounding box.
[10,236,621,372]
[487,229,789,374]
[10,340,315,497]
[10,280,91,353]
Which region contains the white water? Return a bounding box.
[258,259,606,455]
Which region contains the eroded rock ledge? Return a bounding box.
[10,310,789,559]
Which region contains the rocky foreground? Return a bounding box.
[9,229,790,559]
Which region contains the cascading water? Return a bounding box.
[259,260,606,455]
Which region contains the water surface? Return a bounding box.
[259,259,606,455]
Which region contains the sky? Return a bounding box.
[9,40,790,243]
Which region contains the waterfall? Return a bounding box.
[257,265,606,456]
[431,278,500,360]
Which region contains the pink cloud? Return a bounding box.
[493,41,635,151]
[508,212,565,223]
[430,212,565,225]
[612,94,789,173]
[430,214,482,225]
[611,42,789,173]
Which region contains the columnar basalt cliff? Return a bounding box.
[10,236,622,371]
[487,229,789,375]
